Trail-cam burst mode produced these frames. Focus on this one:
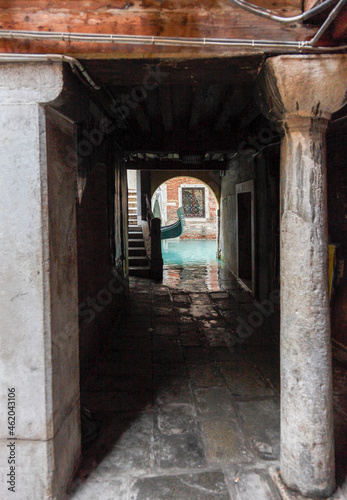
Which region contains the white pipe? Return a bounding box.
[228,0,343,24]
[0,53,101,89]
[0,30,346,51]
[310,0,346,45]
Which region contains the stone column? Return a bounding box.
[257,55,347,498]
[0,63,80,499]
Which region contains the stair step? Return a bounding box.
[128,232,143,239]
[129,256,148,266]
[129,266,150,277]
[128,239,144,247]
[129,247,146,257]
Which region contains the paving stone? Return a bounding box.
[237,399,280,460]
[173,294,191,304]
[180,332,206,346]
[153,306,173,316]
[158,431,207,469]
[184,346,213,364]
[189,293,212,304]
[70,476,128,500]
[195,387,235,416]
[229,470,281,500]
[199,318,228,330]
[153,362,187,377]
[109,338,152,351]
[245,347,280,392]
[188,363,225,388]
[94,412,154,473]
[152,335,180,350]
[157,404,197,435]
[201,418,253,464]
[99,359,152,376]
[209,292,230,299]
[177,315,196,325]
[129,471,230,500]
[210,346,234,361]
[231,291,255,303]
[86,374,152,393]
[202,327,233,347]
[190,304,219,319]
[218,358,274,398]
[153,376,193,406]
[214,298,240,310]
[153,347,185,364]
[179,325,201,337]
[154,324,178,336]
[156,316,177,327]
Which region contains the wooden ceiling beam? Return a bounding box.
[126,160,226,170]
[215,85,253,131]
[239,98,262,129]
[159,86,174,132]
[189,85,208,131]
[0,1,320,57]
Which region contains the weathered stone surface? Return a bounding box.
[184,346,214,364]
[237,399,280,460]
[188,363,225,388]
[195,387,235,416]
[157,404,197,435]
[209,292,230,300]
[157,431,206,469]
[70,476,128,500]
[129,471,230,500]
[0,62,82,499]
[201,418,253,464]
[258,54,347,498]
[153,376,193,406]
[189,304,219,319]
[93,412,154,473]
[229,470,281,500]
[218,359,274,398]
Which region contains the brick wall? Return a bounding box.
[164,177,217,240]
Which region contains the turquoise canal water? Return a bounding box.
[161,239,232,291]
[162,239,217,265]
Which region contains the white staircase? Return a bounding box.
[127,189,150,277]
[128,189,138,227]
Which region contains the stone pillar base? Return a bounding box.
[269,467,344,500]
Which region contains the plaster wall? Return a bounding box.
[219,150,279,299]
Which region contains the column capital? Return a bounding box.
[256,55,347,123]
[0,61,64,104]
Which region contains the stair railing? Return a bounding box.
[145,194,163,280]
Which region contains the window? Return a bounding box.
[182,187,205,218]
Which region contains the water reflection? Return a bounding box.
[161,239,233,292]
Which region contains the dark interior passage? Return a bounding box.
[238,192,252,287]
[69,265,347,500]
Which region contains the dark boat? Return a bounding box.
[161,207,185,240]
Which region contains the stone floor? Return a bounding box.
[69,262,347,500]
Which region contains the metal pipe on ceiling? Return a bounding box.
[0,30,346,51]
[310,0,347,45]
[0,53,100,89]
[227,0,344,24]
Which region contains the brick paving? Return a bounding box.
[69,264,347,500]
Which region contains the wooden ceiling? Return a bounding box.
[84,56,266,154]
[0,0,323,57]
